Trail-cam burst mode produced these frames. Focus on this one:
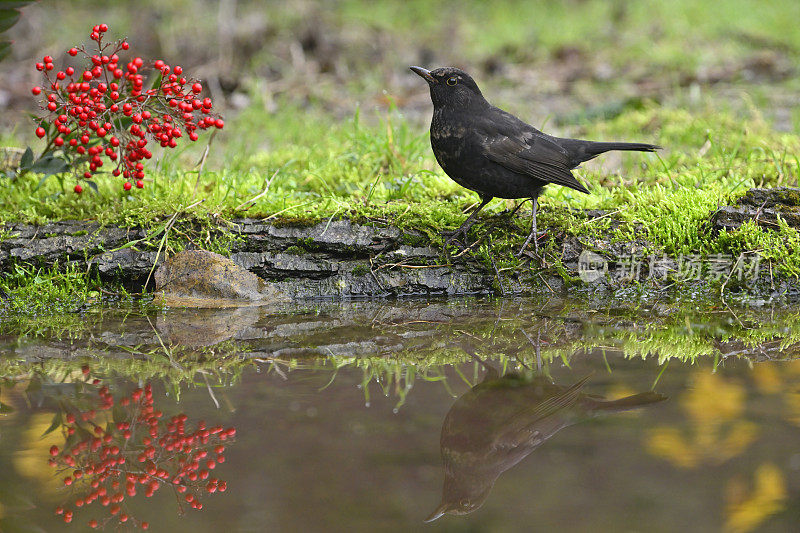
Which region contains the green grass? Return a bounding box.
[2,100,800,281]
[0,263,100,316]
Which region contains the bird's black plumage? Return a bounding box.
[410,66,660,253]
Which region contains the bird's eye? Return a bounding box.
[447,76,458,86]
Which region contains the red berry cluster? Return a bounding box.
[32,24,224,193]
[48,368,235,529]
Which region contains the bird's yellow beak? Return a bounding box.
[410,66,436,83]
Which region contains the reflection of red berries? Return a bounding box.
[49,373,236,528]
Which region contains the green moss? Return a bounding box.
[283,245,305,255]
[398,232,429,247]
[351,264,370,276]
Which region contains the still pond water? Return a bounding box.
[1,296,799,532]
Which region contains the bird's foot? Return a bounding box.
[441,228,468,247]
[516,231,547,257]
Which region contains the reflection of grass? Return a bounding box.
[3,300,800,407]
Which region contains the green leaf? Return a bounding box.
[0,9,21,34]
[30,154,69,177]
[41,411,62,437]
[0,40,10,62]
[85,179,98,193]
[19,146,33,169]
[34,172,50,190]
[0,401,14,413]
[0,3,34,10]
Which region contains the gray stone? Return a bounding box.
[154,249,290,306]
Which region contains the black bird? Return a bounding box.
[425,369,667,522]
[410,66,660,253]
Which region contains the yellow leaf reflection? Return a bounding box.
[725,463,786,533]
[646,372,756,468]
[752,360,800,427]
[751,364,782,395]
[13,412,66,496]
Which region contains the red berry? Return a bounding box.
[35,127,46,138]
[31,86,42,95]
[54,137,64,147]
[68,48,78,56]
[123,182,132,191]
[215,119,224,129]
[99,23,108,32]
[135,179,144,188]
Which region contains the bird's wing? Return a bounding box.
[492,375,591,449]
[478,112,590,194]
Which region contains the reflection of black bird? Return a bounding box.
[425,370,667,522]
[410,66,659,253]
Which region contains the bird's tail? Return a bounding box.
[585,141,660,155]
[586,391,667,413]
[556,138,661,166]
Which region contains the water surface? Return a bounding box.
[1,297,799,532]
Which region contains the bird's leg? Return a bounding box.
[517,197,539,256]
[506,198,530,219]
[443,196,492,244]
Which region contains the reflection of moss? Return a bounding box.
[4,297,800,395]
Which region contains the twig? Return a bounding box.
[263,201,313,221]
[144,198,205,291]
[369,256,388,294]
[234,166,281,211]
[538,273,554,293]
[191,129,216,200]
[487,236,505,296]
[199,371,220,409]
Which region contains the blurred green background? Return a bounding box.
[2,0,798,139]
